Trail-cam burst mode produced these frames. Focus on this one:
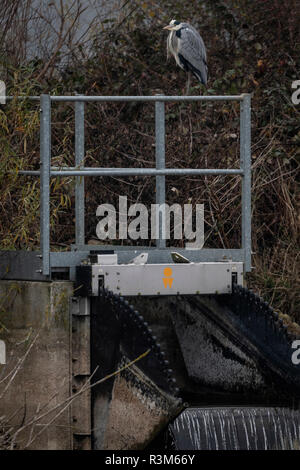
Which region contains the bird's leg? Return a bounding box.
[185,71,191,96]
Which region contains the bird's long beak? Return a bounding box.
[163,25,173,30]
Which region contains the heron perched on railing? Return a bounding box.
[163,20,208,94]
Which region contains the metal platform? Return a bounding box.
[1,93,252,285]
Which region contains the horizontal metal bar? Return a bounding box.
[6,96,40,101]
[56,168,243,176]
[0,249,244,281]
[30,166,244,172]
[51,248,245,268]
[71,244,158,251]
[6,95,244,103]
[19,168,243,177]
[50,95,244,102]
[72,245,244,255]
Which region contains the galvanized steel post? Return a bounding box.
[155,96,166,248]
[75,99,85,245]
[40,94,51,276]
[240,94,252,272]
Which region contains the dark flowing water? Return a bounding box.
[169,407,300,450]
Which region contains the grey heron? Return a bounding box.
[163,19,208,94]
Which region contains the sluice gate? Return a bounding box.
[0,94,299,450]
[77,276,299,450]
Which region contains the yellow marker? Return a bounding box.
[163,267,173,288]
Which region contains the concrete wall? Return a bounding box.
[0,280,73,450]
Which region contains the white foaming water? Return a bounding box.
[170,407,300,450]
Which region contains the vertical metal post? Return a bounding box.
[155,96,166,248]
[40,94,51,276]
[240,94,252,272]
[75,99,85,245]
[71,296,91,450]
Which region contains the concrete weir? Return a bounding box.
[0,280,299,450]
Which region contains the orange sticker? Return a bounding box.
[163,267,173,288]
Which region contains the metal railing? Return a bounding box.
[18,93,251,277]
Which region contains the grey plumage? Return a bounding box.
[164,20,208,86]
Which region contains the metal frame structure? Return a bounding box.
[76,259,244,297]
[13,93,251,279]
